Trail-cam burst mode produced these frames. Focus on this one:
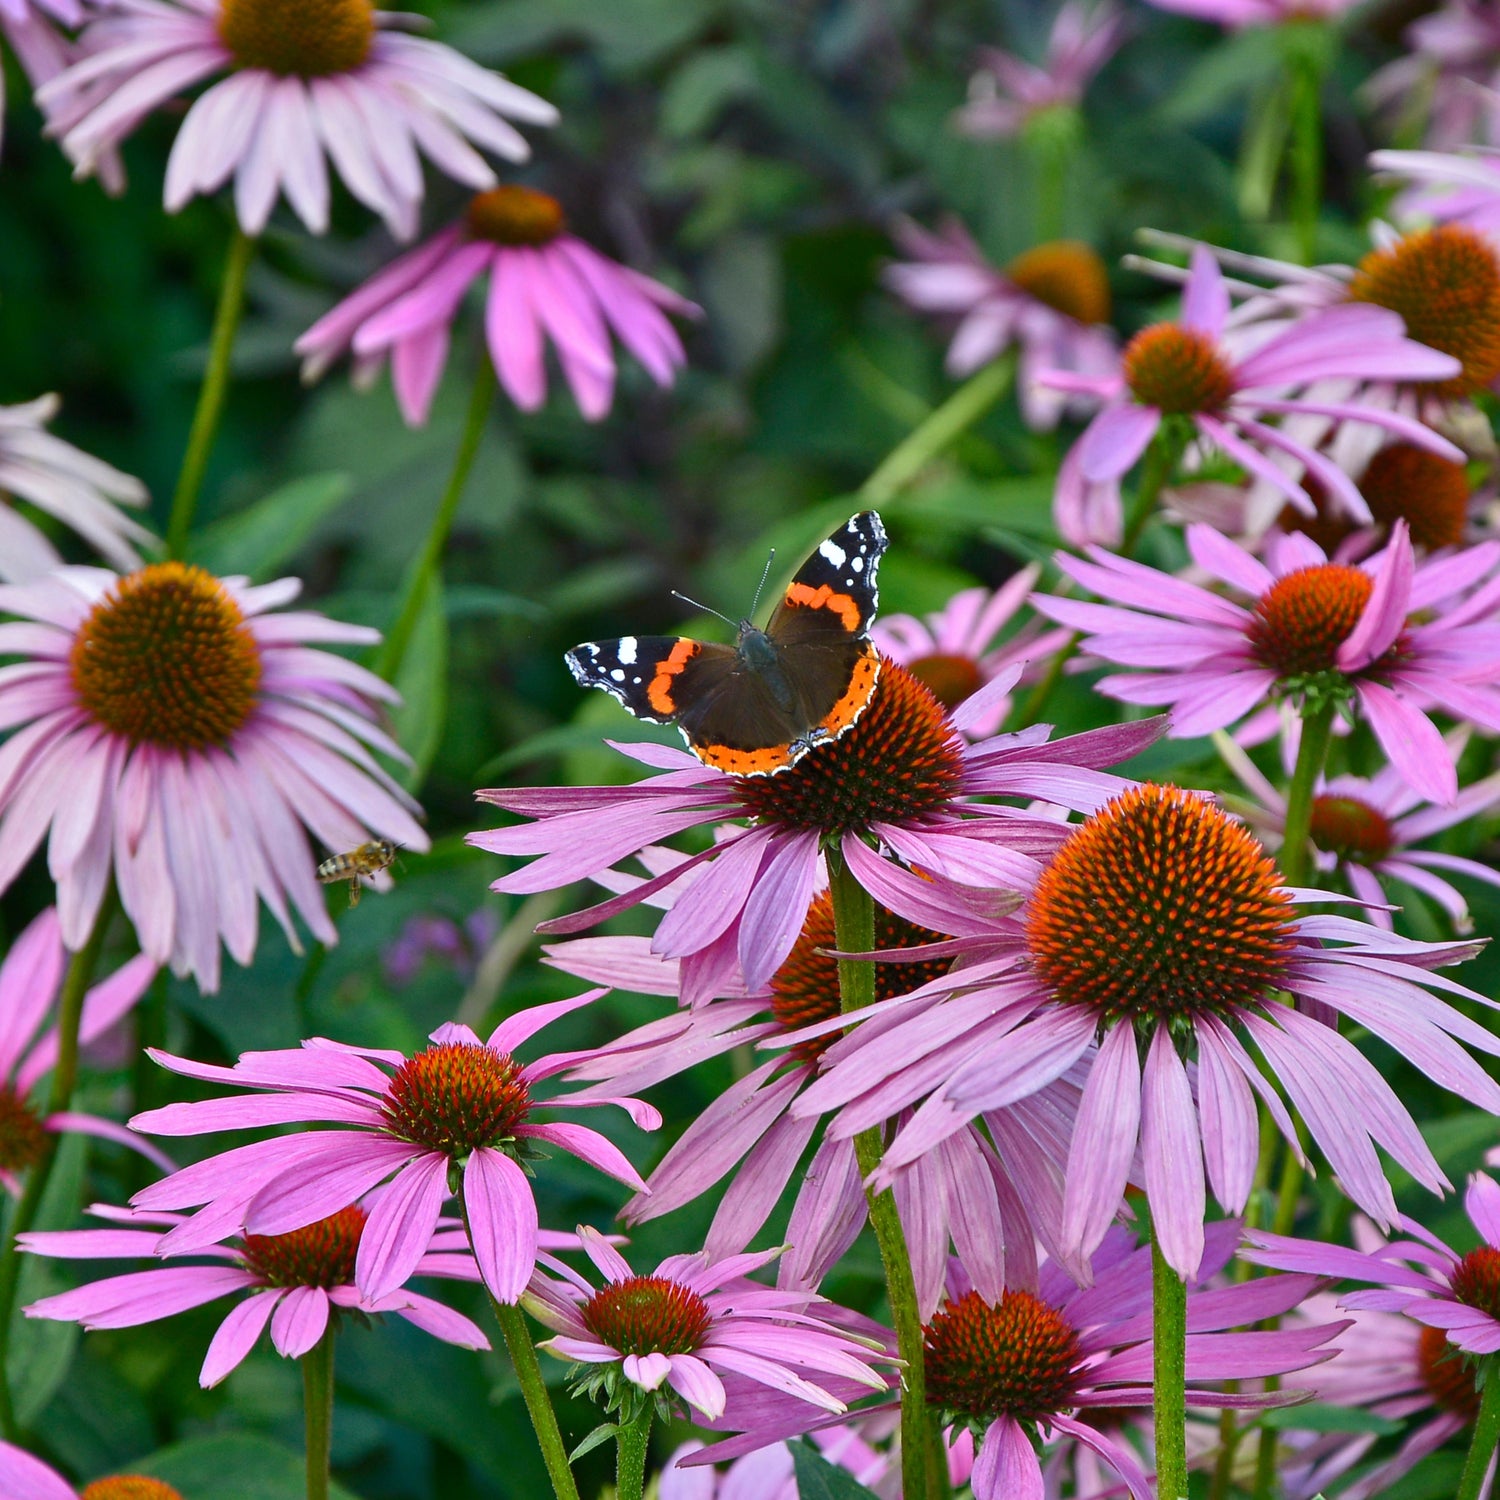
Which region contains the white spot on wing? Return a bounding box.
[618,637,637,665]
[851,555,864,572]
[820,539,847,567]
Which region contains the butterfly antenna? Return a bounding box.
[671,590,738,629]
[748,548,777,619]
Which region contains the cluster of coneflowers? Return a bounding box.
[7,1,1500,1499]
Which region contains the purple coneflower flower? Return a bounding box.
[1035,520,1500,803]
[870,570,1070,736]
[0,1440,187,1500]
[38,0,558,238]
[0,907,161,1192]
[796,785,1500,1278]
[0,563,428,990]
[690,1224,1340,1499]
[295,185,699,425]
[528,1226,892,1423]
[0,395,153,581]
[126,995,656,1305]
[1367,2,1500,151]
[884,217,1118,431]
[1275,1288,1485,1500]
[475,658,1162,1007]
[21,1200,488,1385]
[953,1,1125,138]
[1249,1174,1500,1359]
[548,882,1078,1316]
[1218,731,1500,931]
[1041,244,1463,546]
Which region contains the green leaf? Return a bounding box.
[569,1420,621,1462]
[119,1433,360,1499]
[1258,1403,1403,1435]
[390,572,448,793]
[191,472,353,581]
[788,1438,885,1500]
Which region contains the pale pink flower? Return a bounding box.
[0,562,428,991]
[0,906,162,1192]
[528,1227,892,1423]
[1218,730,1500,932]
[295,185,699,425]
[37,0,558,237]
[1,0,77,152]
[884,216,1118,431]
[794,785,1500,1278]
[1139,0,1361,26]
[22,1200,488,1385]
[1372,146,1500,242]
[870,569,1070,736]
[1367,1,1500,151]
[126,994,657,1306]
[0,395,152,581]
[0,1440,166,1500]
[954,1,1126,138]
[1035,521,1500,804]
[1042,244,1463,547]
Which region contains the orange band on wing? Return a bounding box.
[694,742,797,775]
[647,639,700,716]
[783,582,862,633]
[817,645,880,737]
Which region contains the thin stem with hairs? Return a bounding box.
[1151,1219,1189,1500]
[460,1196,580,1500]
[303,1329,336,1500]
[827,849,934,1500]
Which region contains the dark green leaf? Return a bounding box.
[788,1437,885,1500]
[569,1421,621,1462]
[120,1433,360,1499]
[391,573,448,793]
[1259,1403,1403,1435]
[192,472,353,581]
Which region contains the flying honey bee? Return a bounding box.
[317,839,399,908]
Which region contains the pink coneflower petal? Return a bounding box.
[1061,1021,1139,1265]
[0,1441,77,1500]
[464,1147,538,1303]
[201,1289,281,1387]
[1142,1026,1206,1276]
[355,1152,449,1301]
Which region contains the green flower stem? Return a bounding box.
[0,896,114,1440]
[166,227,256,561]
[1016,422,1186,729]
[1277,700,1336,891]
[1458,1365,1500,1500]
[1249,699,1336,1497]
[1286,39,1325,265]
[1151,1221,1189,1500]
[615,1403,654,1500]
[827,849,933,1500]
[458,1200,580,1500]
[373,356,497,684]
[859,355,1015,507]
[303,1330,336,1500]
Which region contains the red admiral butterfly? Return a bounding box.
[566,511,888,777]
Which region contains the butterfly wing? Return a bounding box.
[565,636,739,725]
[758,510,888,739]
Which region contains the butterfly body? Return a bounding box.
[566,512,888,777]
